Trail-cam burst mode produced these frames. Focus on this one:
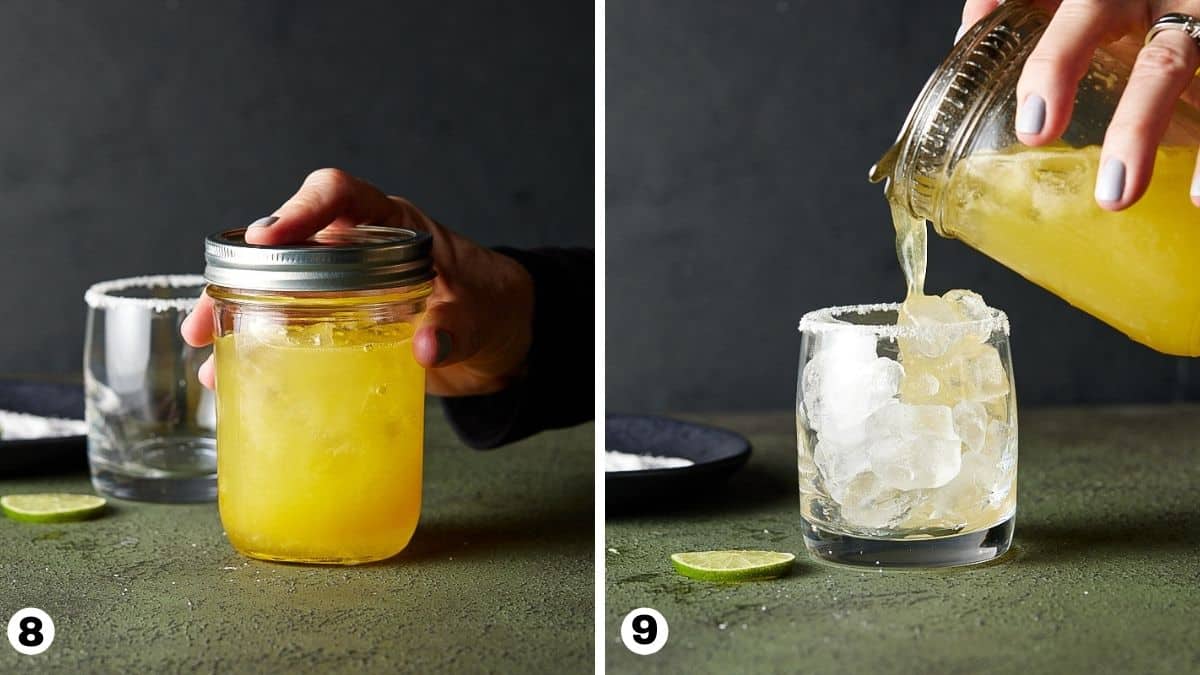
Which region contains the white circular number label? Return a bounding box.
[620,607,668,655]
[7,608,54,655]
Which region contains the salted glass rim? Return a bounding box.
[84,274,205,312]
[797,302,1010,339]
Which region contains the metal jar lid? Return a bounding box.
[204,225,434,292]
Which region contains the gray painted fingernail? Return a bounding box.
[954,24,966,43]
[435,330,452,364]
[248,216,279,229]
[1016,95,1046,135]
[1095,159,1126,203]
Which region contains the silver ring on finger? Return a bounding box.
[1145,12,1200,52]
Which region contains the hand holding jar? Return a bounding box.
[181,167,535,398]
[960,0,1200,209]
[178,168,544,564]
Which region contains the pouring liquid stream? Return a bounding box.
[871,143,934,315]
[894,204,928,303]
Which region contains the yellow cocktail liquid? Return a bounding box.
[215,321,424,564]
[941,145,1200,356]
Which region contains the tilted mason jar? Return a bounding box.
[871,0,1200,356]
[204,226,434,565]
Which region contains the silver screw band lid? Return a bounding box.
[204,225,434,292]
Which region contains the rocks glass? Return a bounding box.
[796,301,1017,568]
[84,275,215,502]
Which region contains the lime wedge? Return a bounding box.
[670,550,796,582]
[1,493,107,523]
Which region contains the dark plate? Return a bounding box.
[605,414,751,513]
[0,379,88,475]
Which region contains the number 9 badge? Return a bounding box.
[620,607,668,655]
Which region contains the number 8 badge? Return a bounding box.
[7,608,54,655]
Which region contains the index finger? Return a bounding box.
[244,168,399,246]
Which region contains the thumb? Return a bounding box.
[413,302,481,369]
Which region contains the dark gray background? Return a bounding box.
[0,1,591,375]
[607,0,1197,413]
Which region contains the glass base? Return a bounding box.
[233,549,391,566]
[88,436,216,503]
[91,470,216,503]
[801,515,1014,568]
[225,524,417,566]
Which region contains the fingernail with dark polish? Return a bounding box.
[435,331,452,364]
[1095,159,1126,203]
[248,216,279,229]
[1016,94,1046,135]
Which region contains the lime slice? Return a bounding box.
[1,493,107,523]
[670,550,796,582]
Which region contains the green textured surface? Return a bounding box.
[606,406,1200,673]
[0,407,594,673]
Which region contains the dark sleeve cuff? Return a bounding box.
[441,246,595,449]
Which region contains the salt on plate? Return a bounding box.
[605,450,694,472]
[0,410,87,441]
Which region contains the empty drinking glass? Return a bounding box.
[84,275,215,502]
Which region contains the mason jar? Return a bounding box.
[203,226,434,565]
[872,0,1200,356]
